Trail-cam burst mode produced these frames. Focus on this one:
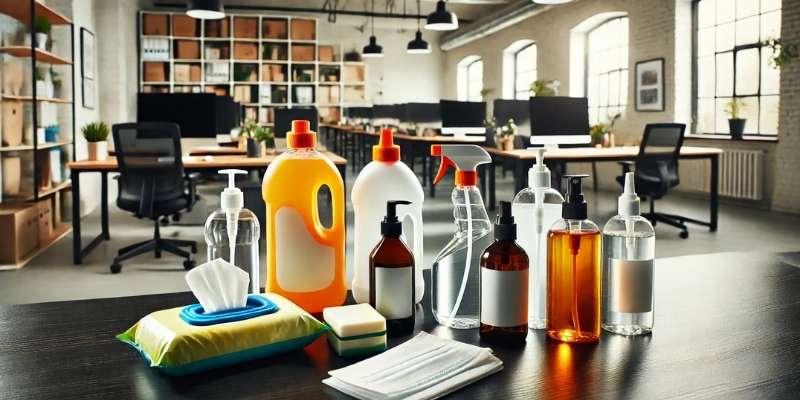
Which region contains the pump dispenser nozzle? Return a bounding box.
[562,174,590,220]
[618,172,640,218]
[218,169,246,265]
[495,201,516,241]
[382,200,411,237]
[529,148,551,189]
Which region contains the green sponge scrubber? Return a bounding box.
[323,303,387,357]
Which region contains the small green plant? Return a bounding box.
[34,68,46,81]
[724,98,745,119]
[253,125,274,147]
[590,113,621,144]
[763,38,798,69]
[81,121,110,142]
[498,119,518,138]
[34,16,52,35]
[240,119,259,138]
[530,79,557,97]
[479,88,493,100]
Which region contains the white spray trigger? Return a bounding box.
[219,169,246,210]
[528,148,551,189]
[618,172,640,217]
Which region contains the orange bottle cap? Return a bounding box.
[287,120,316,149]
[372,128,400,162]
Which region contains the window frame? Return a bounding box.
[584,16,629,125]
[464,57,483,102]
[513,42,537,100]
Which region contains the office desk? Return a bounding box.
[66,153,347,265]
[188,145,247,156]
[484,146,723,231]
[2,252,799,399]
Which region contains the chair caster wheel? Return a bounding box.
[160,218,169,226]
[172,214,181,222]
[191,245,198,254]
[184,259,195,270]
[110,263,122,273]
[155,251,162,259]
[679,231,689,239]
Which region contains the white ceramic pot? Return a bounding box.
[35,33,47,50]
[87,141,108,161]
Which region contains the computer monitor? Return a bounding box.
[440,100,486,135]
[493,99,530,136]
[372,104,396,119]
[405,102,441,123]
[529,96,591,145]
[346,107,373,120]
[138,93,241,138]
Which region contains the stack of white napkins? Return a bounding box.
[323,332,503,400]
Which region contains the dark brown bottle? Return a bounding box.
[480,201,529,344]
[369,200,415,336]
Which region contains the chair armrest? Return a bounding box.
[655,161,672,195]
[184,174,199,212]
[138,178,155,218]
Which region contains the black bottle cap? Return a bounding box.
[382,200,411,237]
[562,174,589,220]
[494,201,516,241]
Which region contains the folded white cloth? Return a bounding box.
[323,332,503,400]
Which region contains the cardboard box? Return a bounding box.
[234,42,258,60]
[190,65,201,82]
[1,155,21,196]
[176,40,200,59]
[2,100,23,146]
[263,19,287,39]
[0,204,39,264]
[205,18,230,37]
[290,19,316,40]
[319,46,335,62]
[36,198,52,244]
[144,62,166,82]
[234,17,258,39]
[291,45,315,62]
[174,64,190,82]
[143,14,169,36]
[172,15,197,37]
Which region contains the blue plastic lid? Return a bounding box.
[179,295,279,326]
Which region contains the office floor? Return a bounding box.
[1,168,799,305]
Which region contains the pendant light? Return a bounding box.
[362,0,384,58]
[407,0,431,54]
[425,0,458,31]
[187,0,225,19]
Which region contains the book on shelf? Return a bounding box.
[142,38,170,61]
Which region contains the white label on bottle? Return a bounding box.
[375,266,413,320]
[480,268,528,327]
[609,258,654,313]
[275,207,334,292]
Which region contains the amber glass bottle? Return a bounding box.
[480,201,529,343]
[369,201,416,336]
[547,175,602,343]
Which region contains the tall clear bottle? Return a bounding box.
[204,169,261,294]
[602,172,656,335]
[512,149,563,329]
[430,144,492,329]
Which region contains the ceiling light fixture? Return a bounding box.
[425,0,458,31]
[187,0,225,19]
[362,0,384,58]
[407,0,431,54]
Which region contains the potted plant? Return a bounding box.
[34,16,51,50]
[589,113,621,147]
[483,117,497,146]
[725,98,746,140]
[52,71,62,99]
[253,125,275,155]
[34,67,53,98]
[240,119,262,157]
[529,79,560,97]
[82,121,110,161]
[496,119,518,151]
[763,38,799,69]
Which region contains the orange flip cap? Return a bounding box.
[287,120,316,149]
[373,128,400,162]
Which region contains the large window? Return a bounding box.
[514,43,537,99]
[586,16,629,124]
[457,55,483,102]
[694,0,781,136]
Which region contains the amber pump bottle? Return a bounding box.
[369,200,416,336]
[547,175,602,343]
[480,201,529,343]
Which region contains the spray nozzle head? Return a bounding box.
[562,174,589,220]
[430,144,491,187]
[528,148,551,188]
[219,169,246,210]
[618,172,641,217]
[382,200,411,237]
[494,201,516,241]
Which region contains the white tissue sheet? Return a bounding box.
[185,258,250,313]
[323,332,503,400]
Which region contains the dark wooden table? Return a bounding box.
[2,252,800,399]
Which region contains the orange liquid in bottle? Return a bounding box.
[547,229,601,343]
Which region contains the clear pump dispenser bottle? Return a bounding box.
[602,172,656,335]
[512,149,563,330]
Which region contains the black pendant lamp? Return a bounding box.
[425,0,458,31]
[362,0,384,58]
[187,0,225,19]
[407,0,431,54]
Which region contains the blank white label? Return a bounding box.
[275,207,334,292]
[610,259,654,313]
[375,267,413,320]
[481,268,528,327]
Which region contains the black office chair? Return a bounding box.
[110,122,198,273]
[618,123,693,239]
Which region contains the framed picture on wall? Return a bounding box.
[83,78,95,109]
[80,28,95,79]
[635,58,664,111]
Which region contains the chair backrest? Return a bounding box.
[113,122,185,205]
[636,123,686,185]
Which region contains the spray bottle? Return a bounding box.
[547,175,601,343]
[602,172,655,335]
[430,144,492,329]
[204,169,261,294]
[512,149,563,330]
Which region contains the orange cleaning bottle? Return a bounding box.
[262,120,346,313]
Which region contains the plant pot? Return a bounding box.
[87,141,108,161]
[35,33,48,50]
[246,138,261,158]
[501,137,515,151]
[728,119,746,140]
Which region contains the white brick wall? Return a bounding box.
[773,0,800,213]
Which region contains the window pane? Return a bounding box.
[698,0,716,28]
[715,97,731,132]
[735,48,759,95]
[698,27,715,57]
[761,0,781,13]
[698,55,716,98]
[759,95,779,135]
[697,98,715,133]
[620,73,628,106]
[738,96,759,134]
[599,73,609,106]
[760,10,781,41]
[716,52,733,96]
[761,46,780,95]
[735,16,759,46]
[716,0,735,24]
[736,0,759,18]
[587,75,598,106]
[588,107,598,125]
[716,22,734,51]
[609,70,620,106]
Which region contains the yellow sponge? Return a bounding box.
[323,304,387,357]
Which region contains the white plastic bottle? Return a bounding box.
[512,149,563,329]
[204,169,261,294]
[352,128,424,304]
